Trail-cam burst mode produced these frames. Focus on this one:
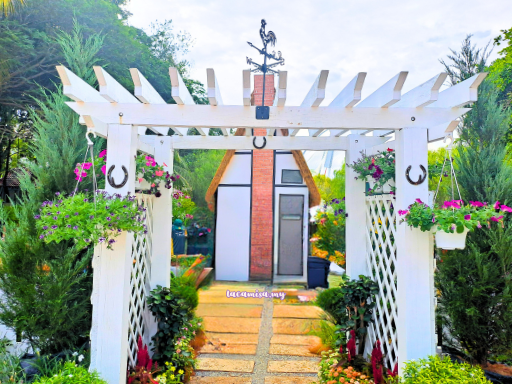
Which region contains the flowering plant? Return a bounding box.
[311,198,346,266]
[136,154,177,197]
[399,198,510,233]
[318,351,375,384]
[36,191,146,249]
[127,336,161,384]
[348,149,395,194]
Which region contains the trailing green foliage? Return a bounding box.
[170,275,199,313]
[0,338,24,383]
[31,361,107,384]
[347,149,395,194]
[400,355,490,384]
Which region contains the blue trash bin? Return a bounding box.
[307,256,330,289]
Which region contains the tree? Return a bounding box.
[313,166,346,203]
[0,0,23,16]
[436,35,512,365]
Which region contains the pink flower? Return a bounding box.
[207,228,211,233]
[151,183,156,187]
[398,210,409,216]
[320,218,327,225]
[464,214,471,220]
[477,221,482,228]
[163,162,168,167]
[99,149,107,158]
[139,178,144,183]
[101,165,106,175]
[470,201,485,207]
[491,215,504,222]
[443,200,461,209]
[185,195,191,199]
[451,224,457,231]
[415,198,424,204]
[81,162,92,170]
[387,148,393,152]
[500,205,512,213]
[494,201,501,210]
[155,170,164,177]
[432,215,435,223]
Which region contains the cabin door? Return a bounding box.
[278,194,304,275]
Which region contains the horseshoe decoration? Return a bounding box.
[406,165,427,185]
[107,165,129,189]
[253,136,267,149]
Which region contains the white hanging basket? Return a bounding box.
[435,228,469,250]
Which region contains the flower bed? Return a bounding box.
[311,198,346,267]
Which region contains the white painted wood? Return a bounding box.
[66,103,470,131]
[428,120,459,142]
[137,139,155,155]
[395,127,435,372]
[359,129,375,135]
[267,128,276,136]
[274,152,304,185]
[151,136,172,288]
[169,67,195,105]
[90,124,138,384]
[367,140,395,156]
[428,73,487,108]
[220,152,252,184]
[334,129,349,137]
[167,135,387,150]
[56,66,107,103]
[274,71,287,107]
[392,73,447,108]
[80,115,108,138]
[216,187,251,281]
[94,67,140,104]
[195,127,207,136]
[128,69,172,136]
[357,72,408,108]
[301,70,329,109]
[243,69,251,106]
[245,127,252,136]
[345,134,369,278]
[207,68,223,106]
[379,130,395,137]
[312,129,326,137]
[330,72,367,107]
[290,129,301,137]
[220,128,229,136]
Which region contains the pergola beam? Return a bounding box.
[428,120,459,142]
[428,73,487,108]
[94,67,140,104]
[169,67,195,105]
[357,71,408,108]
[56,65,107,103]
[207,68,223,106]
[392,73,447,108]
[140,134,389,151]
[274,71,287,107]
[66,103,470,131]
[243,69,251,106]
[301,70,329,107]
[329,72,366,107]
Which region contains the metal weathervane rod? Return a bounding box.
[247,19,285,119]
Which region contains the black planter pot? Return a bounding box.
[485,370,512,384]
[307,256,330,289]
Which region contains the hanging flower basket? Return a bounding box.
[435,228,469,250]
[349,149,396,196]
[399,199,511,250]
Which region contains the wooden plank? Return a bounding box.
[56,65,106,103]
[290,129,301,137]
[243,69,251,106]
[301,70,329,107]
[392,73,446,108]
[329,72,366,107]
[168,135,388,150]
[427,120,459,142]
[196,127,207,136]
[379,130,395,137]
[137,138,155,155]
[267,128,276,136]
[427,73,487,108]
[312,129,326,137]
[334,129,349,137]
[357,71,408,108]
[220,128,229,136]
[66,103,471,131]
[274,71,287,107]
[207,68,223,106]
[79,116,108,138]
[94,66,140,104]
[169,67,195,105]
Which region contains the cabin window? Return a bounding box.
[281,169,303,184]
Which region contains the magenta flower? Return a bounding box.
[494,201,501,210]
[451,224,457,231]
[491,215,504,222]
[101,165,106,175]
[443,200,461,209]
[99,149,107,158]
[155,170,164,177]
[470,201,485,207]
[432,215,435,223]
[477,221,482,228]
[500,205,512,213]
[464,214,471,220]
[415,198,424,204]
[398,210,409,216]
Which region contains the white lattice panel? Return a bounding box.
[127,194,154,368]
[366,195,398,369]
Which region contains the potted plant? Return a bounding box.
[135,153,177,197]
[399,199,510,250]
[347,149,395,195]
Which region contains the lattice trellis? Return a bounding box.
[365,195,398,369]
[127,194,154,368]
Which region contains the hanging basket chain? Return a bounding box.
[433,134,462,208]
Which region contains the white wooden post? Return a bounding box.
[395,127,435,371]
[345,134,369,278]
[90,124,138,384]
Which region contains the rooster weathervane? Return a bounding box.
[247,19,285,119]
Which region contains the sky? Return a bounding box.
[125,0,512,173]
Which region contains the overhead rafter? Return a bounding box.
[243,69,251,106]
[207,68,223,106]
[301,70,329,108]
[357,71,408,108]
[169,67,195,105]
[56,65,106,103]
[428,120,459,142]
[392,73,446,108]
[427,73,487,108]
[330,72,367,108]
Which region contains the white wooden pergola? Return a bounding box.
[56,64,485,383]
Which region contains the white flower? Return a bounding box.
[72,352,78,357]
[78,354,84,362]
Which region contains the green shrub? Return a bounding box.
[170,275,198,312]
[31,361,106,384]
[316,287,346,324]
[401,355,490,384]
[0,338,24,383]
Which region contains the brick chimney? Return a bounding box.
[250,74,275,281]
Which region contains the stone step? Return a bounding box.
[265,377,318,384]
[270,334,320,346]
[196,358,255,373]
[272,305,325,319]
[267,360,319,374]
[272,319,320,335]
[190,376,252,383]
[269,344,318,357]
[197,304,263,318]
[199,343,257,355]
[203,316,261,334]
[206,332,259,345]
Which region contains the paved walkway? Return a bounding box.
[191,282,323,384]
